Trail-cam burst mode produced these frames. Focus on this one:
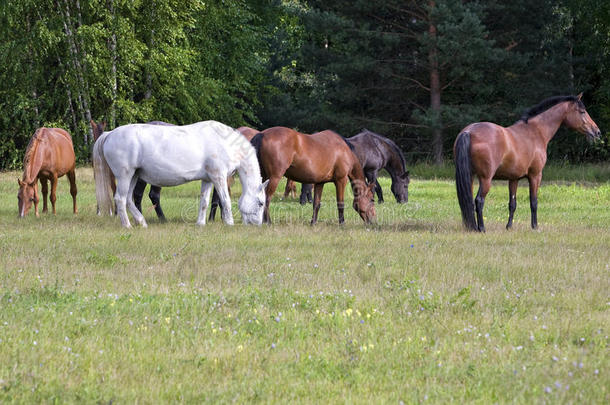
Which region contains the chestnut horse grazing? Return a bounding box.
[17,128,77,217]
[454,94,601,232]
[252,127,376,224]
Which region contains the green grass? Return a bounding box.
[410,162,610,183]
[0,168,608,403]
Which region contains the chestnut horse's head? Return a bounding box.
[352,181,377,224]
[17,178,38,217]
[564,93,602,143]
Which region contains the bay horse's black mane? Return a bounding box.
[360,128,407,170]
[520,95,584,123]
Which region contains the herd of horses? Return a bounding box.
[16,94,601,231]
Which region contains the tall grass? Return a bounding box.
[409,162,610,183]
[0,168,608,403]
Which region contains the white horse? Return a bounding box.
[93,120,268,228]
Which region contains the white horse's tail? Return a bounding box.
[92,133,114,216]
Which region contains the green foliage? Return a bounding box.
[1,0,609,170]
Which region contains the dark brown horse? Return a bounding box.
[251,127,376,224]
[17,127,77,217]
[454,94,601,232]
[347,129,410,204]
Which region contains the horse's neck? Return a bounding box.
[382,143,405,179]
[348,158,367,188]
[527,103,569,145]
[22,139,43,184]
[235,151,261,195]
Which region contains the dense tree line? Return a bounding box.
[1,0,608,170]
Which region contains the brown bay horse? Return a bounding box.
[18,127,77,217]
[454,94,601,232]
[251,126,376,224]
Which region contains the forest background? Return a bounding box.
[1,0,609,170]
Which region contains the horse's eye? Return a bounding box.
[258,201,264,207]
[30,198,35,202]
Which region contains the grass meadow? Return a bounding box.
[0,167,608,403]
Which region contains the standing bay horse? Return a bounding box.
[454,94,601,232]
[17,127,77,217]
[347,129,410,203]
[251,127,376,224]
[92,120,170,220]
[93,120,268,228]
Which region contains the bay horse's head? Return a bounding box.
[391,171,410,203]
[17,178,38,217]
[564,94,602,143]
[353,181,377,224]
[90,120,107,141]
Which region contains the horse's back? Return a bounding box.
[103,121,243,186]
[35,128,76,174]
[348,130,388,168]
[460,122,535,179]
[258,127,354,183]
[237,126,259,141]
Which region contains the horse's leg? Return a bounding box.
[375,179,384,203]
[196,181,214,226]
[283,179,294,199]
[311,183,325,225]
[506,179,518,230]
[263,176,281,224]
[110,174,117,215]
[367,170,383,203]
[67,169,77,214]
[40,176,49,214]
[300,183,312,205]
[208,188,220,222]
[126,176,147,227]
[334,177,348,224]
[114,174,137,228]
[474,177,491,232]
[50,173,58,214]
[132,178,146,214]
[149,185,165,222]
[215,177,234,225]
[528,173,542,230]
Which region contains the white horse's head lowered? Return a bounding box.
[93,120,269,228]
[239,179,269,225]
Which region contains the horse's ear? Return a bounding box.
[577,92,583,100]
[17,178,23,187]
[402,171,410,180]
[368,182,376,192]
[101,121,107,130]
[260,179,269,191]
[90,119,96,128]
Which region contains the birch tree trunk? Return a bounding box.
[58,0,93,144]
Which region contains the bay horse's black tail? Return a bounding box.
[250,132,266,179]
[454,132,477,231]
